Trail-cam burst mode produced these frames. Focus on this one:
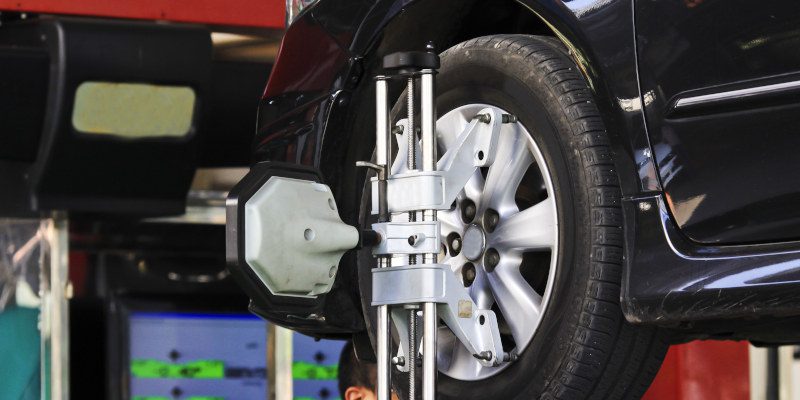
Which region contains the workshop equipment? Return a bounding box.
[227,46,515,399]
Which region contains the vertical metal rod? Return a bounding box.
[375,77,392,400]
[420,69,439,400]
[46,213,69,400]
[420,70,436,173]
[267,324,294,400]
[376,261,391,400]
[376,77,391,169]
[422,302,437,400]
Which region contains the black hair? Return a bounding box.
[338,341,376,396]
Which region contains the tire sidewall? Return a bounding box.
[358,40,600,399]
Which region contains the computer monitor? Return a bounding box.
[127,312,267,400]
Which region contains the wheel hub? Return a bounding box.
[461,224,486,261]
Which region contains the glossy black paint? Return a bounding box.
[252,0,664,334]
[622,195,800,341]
[636,0,800,244]
[255,0,661,196]
[250,0,800,341]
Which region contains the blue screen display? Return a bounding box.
[128,312,268,400]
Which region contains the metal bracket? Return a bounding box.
[370,107,503,214]
[372,221,440,255]
[372,264,507,367]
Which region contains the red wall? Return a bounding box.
[644,341,750,400]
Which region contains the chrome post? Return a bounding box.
[375,76,392,400]
[420,69,438,400]
[422,302,437,400]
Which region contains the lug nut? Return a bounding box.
[484,209,500,232]
[462,262,476,287]
[484,248,500,271]
[461,199,477,223]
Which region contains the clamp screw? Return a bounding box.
[392,125,404,135]
[484,248,500,271]
[392,356,406,366]
[408,235,419,246]
[474,113,491,124]
[501,114,517,123]
[473,351,493,361]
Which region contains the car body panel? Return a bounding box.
[251,0,800,341]
[636,0,800,244]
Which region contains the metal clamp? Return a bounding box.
[372,264,507,367]
[370,107,503,215]
[372,221,441,255]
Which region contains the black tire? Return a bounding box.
[358,34,668,399]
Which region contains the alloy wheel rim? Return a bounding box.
[392,104,559,381]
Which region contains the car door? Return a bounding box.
[636,0,800,244]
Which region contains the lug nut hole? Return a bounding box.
[461,199,477,223]
[484,209,500,233]
[484,248,500,271]
[447,232,463,257]
[461,262,476,287]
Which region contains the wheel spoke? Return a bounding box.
[486,261,543,343]
[489,198,556,251]
[460,171,484,206]
[436,107,470,150]
[469,269,494,309]
[446,343,483,379]
[438,209,464,239]
[479,126,533,215]
[443,254,467,273]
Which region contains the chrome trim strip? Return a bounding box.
[674,79,800,109]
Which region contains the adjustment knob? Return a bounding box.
[382,51,440,73]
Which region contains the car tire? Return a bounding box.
[357,34,669,400]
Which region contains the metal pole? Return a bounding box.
[419,69,438,400]
[267,324,294,400]
[376,77,391,170]
[422,302,437,400]
[375,76,393,400]
[420,70,436,173]
[43,213,70,400]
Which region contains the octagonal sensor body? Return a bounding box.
[244,177,358,297]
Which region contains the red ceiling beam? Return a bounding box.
[0,0,285,29]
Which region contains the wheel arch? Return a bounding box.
[326,0,659,203]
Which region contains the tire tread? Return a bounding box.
[454,34,668,400]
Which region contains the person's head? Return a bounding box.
[338,341,377,400]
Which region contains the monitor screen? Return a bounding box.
[128,312,267,400]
